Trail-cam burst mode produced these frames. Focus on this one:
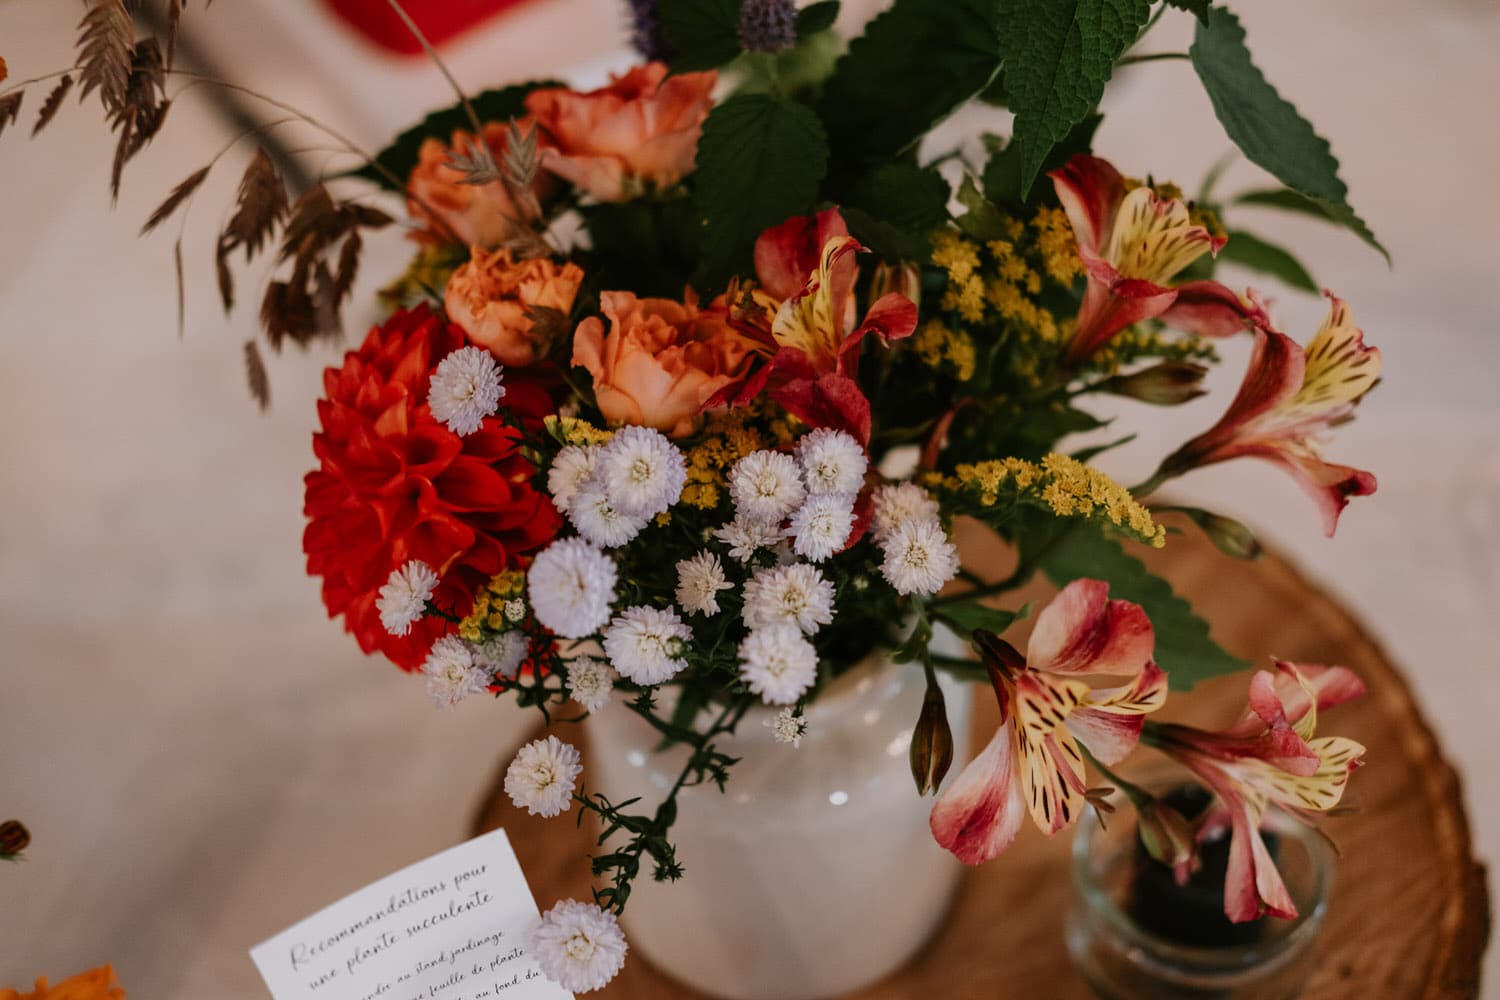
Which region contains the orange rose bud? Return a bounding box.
[909,677,954,796]
[1103,361,1208,405]
[445,247,584,367]
[0,819,28,857]
[526,64,716,202]
[406,124,550,248]
[1,963,125,1000]
[572,290,755,438]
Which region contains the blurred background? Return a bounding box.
[1,0,1497,994]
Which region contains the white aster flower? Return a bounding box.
[797,428,868,496]
[504,735,582,818]
[787,493,856,563]
[742,562,835,634]
[728,449,806,524]
[872,481,942,542]
[429,346,504,436]
[738,625,818,705]
[421,635,489,709]
[503,598,527,623]
[568,656,615,713]
[527,538,618,639]
[713,516,783,563]
[675,550,731,616]
[473,630,528,679]
[530,899,628,993]
[880,517,961,596]
[569,483,650,549]
[598,426,687,518]
[765,706,809,747]
[376,560,438,637]
[548,445,599,515]
[603,605,692,685]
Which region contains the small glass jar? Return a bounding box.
[1066,804,1333,1000]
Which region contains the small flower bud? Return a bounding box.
[739,0,798,54]
[870,260,922,312]
[1135,798,1198,884]
[1104,362,1209,406]
[1167,506,1262,560]
[909,678,954,796]
[0,819,30,858]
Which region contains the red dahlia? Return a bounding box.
[303,304,561,669]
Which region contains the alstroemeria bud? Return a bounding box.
[1103,362,1208,405]
[1167,506,1262,561]
[1135,798,1197,883]
[870,260,922,312]
[0,819,30,859]
[909,677,954,796]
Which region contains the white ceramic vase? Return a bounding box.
[585,647,973,1000]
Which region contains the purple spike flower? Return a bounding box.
[739,0,797,54]
[625,0,674,62]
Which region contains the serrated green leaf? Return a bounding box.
[1163,0,1211,24]
[954,174,1007,241]
[348,81,563,191]
[660,0,744,73]
[692,93,829,288]
[796,0,840,36]
[819,0,1002,165]
[983,112,1102,208]
[1001,0,1152,196]
[1190,9,1387,262]
[848,162,951,251]
[1232,186,1337,220]
[932,602,1023,640]
[1040,525,1247,690]
[1218,229,1318,293]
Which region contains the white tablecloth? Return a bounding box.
[0,0,1495,994]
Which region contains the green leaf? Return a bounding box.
[1040,525,1248,690]
[932,602,1024,640]
[1163,0,1211,24]
[1218,229,1317,293]
[796,0,840,37]
[660,0,744,73]
[954,174,1008,241]
[348,82,563,191]
[1233,186,1338,219]
[692,93,829,288]
[1190,9,1388,262]
[1000,0,1152,196]
[844,162,951,259]
[819,0,1002,164]
[983,112,1102,208]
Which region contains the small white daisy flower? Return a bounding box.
[797,428,868,496]
[568,656,615,714]
[504,735,582,818]
[742,562,835,634]
[675,550,732,616]
[421,635,489,709]
[530,899,628,993]
[880,517,961,596]
[376,560,438,637]
[429,346,504,436]
[765,706,809,747]
[527,538,618,639]
[787,493,856,563]
[473,630,528,679]
[602,605,693,685]
[570,483,650,549]
[713,516,784,563]
[728,450,806,524]
[503,598,527,623]
[597,426,687,519]
[872,481,942,542]
[548,445,599,515]
[738,625,819,705]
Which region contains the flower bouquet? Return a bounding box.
[1,0,1387,994]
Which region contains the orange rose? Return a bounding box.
[445,247,584,367]
[573,291,755,438]
[525,63,717,202]
[1,965,125,1000]
[406,124,548,248]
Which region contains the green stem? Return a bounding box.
[1130,467,1174,499]
[1118,51,1190,67]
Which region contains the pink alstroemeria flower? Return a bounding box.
[1160,291,1381,536]
[1049,154,1262,363]
[1152,661,1366,922]
[715,209,918,442]
[930,580,1167,864]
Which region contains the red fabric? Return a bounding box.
[303,305,561,670]
[322,0,536,55]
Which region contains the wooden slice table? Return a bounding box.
[474,526,1490,998]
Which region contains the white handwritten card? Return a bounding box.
[251,828,573,1000]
